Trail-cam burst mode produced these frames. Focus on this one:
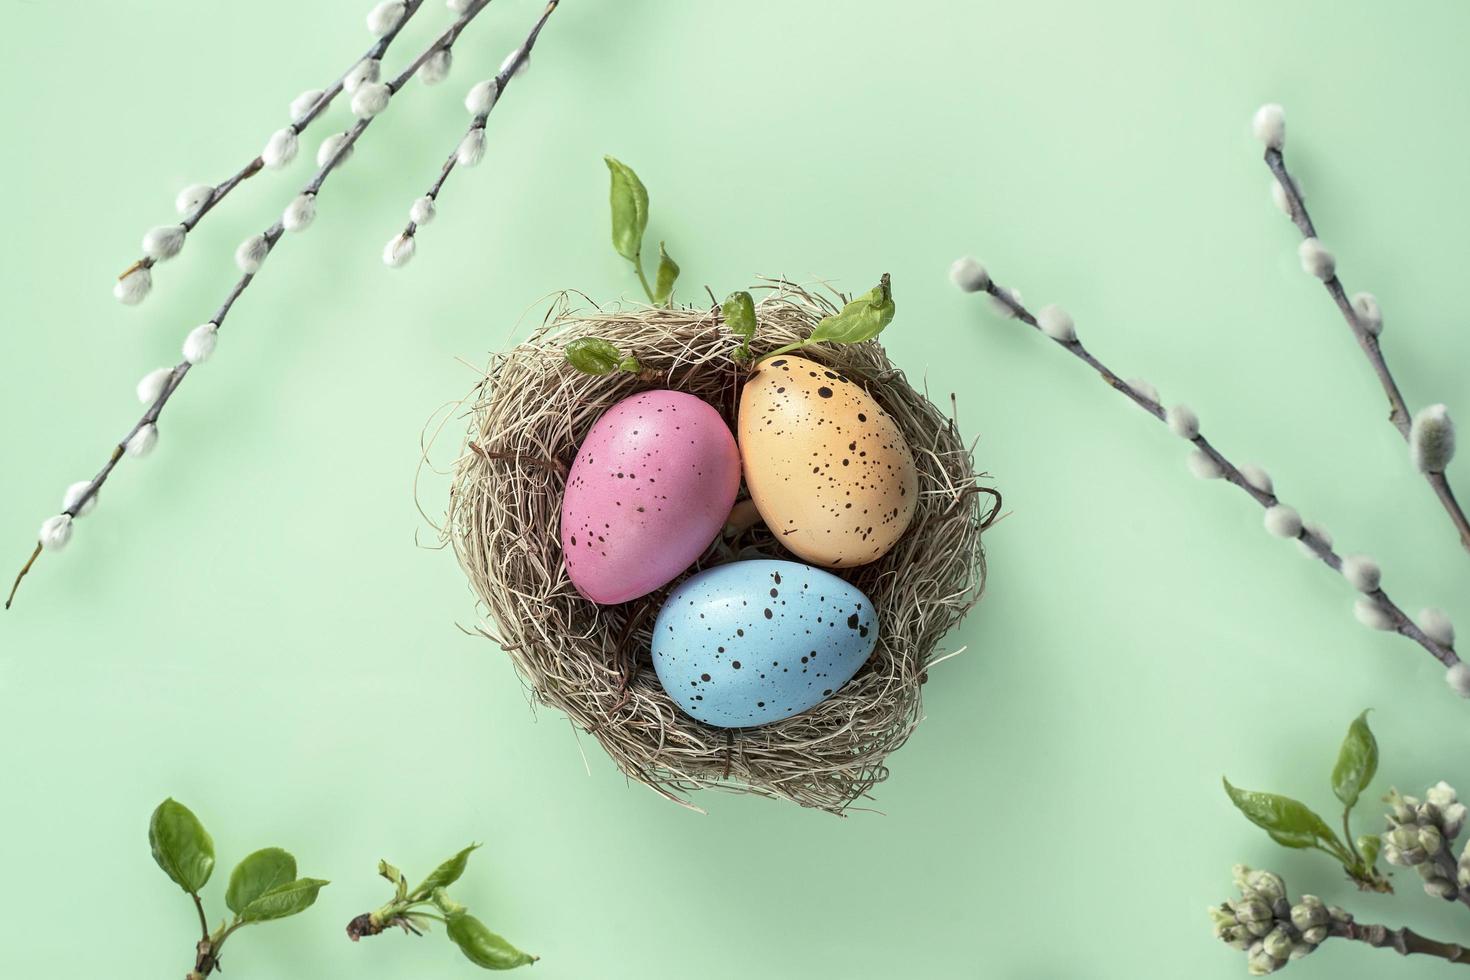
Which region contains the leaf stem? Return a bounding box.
[192,893,209,941]
[1343,808,1362,863]
[634,260,656,305]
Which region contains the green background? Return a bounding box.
[3,1,1469,976]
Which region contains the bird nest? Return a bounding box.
[444,282,997,813]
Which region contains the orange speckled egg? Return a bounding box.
[738,355,917,568]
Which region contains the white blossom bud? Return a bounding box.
[1270,178,1292,215]
[62,482,98,517]
[282,193,316,233]
[366,0,406,37]
[113,267,152,305]
[235,233,270,274]
[38,514,73,552]
[1410,404,1456,473]
[1353,595,1395,631]
[1264,504,1302,539]
[456,128,487,167]
[183,322,219,365]
[1037,304,1076,342]
[1253,103,1286,150]
[1239,464,1273,494]
[383,232,416,268]
[447,0,473,12]
[420,48,453,85]
[1166,404,1200,439]
[949,257,989,293]
[1297,520,1332,558]
[500,47,528,78]
[351,81,391,119]
[410,195,436,226]
[126,424,159,458]
[989,286,1022,318]
[136,367,173,405]
[289,88,325,124]
[1351,292,1383,337]
[344,58,380,95]
[1127,377,1159,404]
[1427,781,1458,808]
[175,182,215,218]
[465,79,500,116]
[317,132,356,168]
[1298,238,1335,280]
[1420,608,1456,648]
[141,224,186,262]
[261,127,299,169]
[1341,554,1381,593]
[1446,663,1470,698]
[1188,448,1223,479]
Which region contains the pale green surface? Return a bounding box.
[3,1,1470,977]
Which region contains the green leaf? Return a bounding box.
[238,877,328,923]
[807,274,895,346]
[410,844,480,901]
[564,337,625,375]
[1332,710,1378,810]
[226,848,297,915]
[722,291,756,354]
[617,355,641,374]
[604,156,648,264]
[379,859,408,901]
[1357,834,1382,869]
[446,911,537,970]
[148,799,215,895]
[1223,778,1344,854]
[431,886,466,917]
[652,242,679,306]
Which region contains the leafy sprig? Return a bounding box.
[564,336,640,376]
[605,155,679,307]
[347,844,537,971]
[149,799,326,980]
[758,274,895,361]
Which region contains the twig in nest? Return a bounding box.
[468,442,567,477]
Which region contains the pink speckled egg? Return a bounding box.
[561,390,741,605]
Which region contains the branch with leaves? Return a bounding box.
[604,155,681,306]
[148,799,326,980]
[1251,104,1467,555]
[347,844,537,971]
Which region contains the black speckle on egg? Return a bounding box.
[817,386,833,398]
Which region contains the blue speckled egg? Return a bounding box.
[651,559,877,728]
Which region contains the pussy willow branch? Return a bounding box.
[398,0,560,247]
[1333,919,1470,966]
[979,277,1459,671]
[1264,146,1470,556]
[118,0,427,281]
[6,0,502,610]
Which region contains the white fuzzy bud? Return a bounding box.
[1127,377,1159,405]
[420,48,453,85]
[1410,404,1456,473]
[1240,464,1274,494]
[1166,404,1200,440]
[1420,608,1456,648]
[410,195,436,226]
[175,182,215,218]
[113,267,152,305]
[366,0,406,36]
[1351,292,1383,336]
[235,234,270,274]
[136,367,173,405]
[126,424,159,458]
[383,232,416,268]
[1187,448,1223,479]
[141,224,186,262]
[289,88,325,124]
[1264,504,1302,539]
[261,127,299,169]
[1037,304,1076,342]
[989,286,1022,318]
[500,47,528,78]
[1270,178,1292,215]
[351,81,391,119]
[317,132,356,168]
[183,322,219,365]
[282,193,316,233]
[38,514,73,552]
[949,257,989,293]
[465,79,500,115]
[1354,595,1395,631]
[447,0,473,11]
[456,128,487,167]
[1341,554,1381,593]
[344,58,380,95]
[62,482,98,517]
[1445,663,1470,698]
[1253,103,1286,150]
[1298,238,1336,280]
[1297,520,1332,558]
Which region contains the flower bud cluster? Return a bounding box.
[1383,783,1467,899]
[1209,866,1344,975]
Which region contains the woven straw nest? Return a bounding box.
[445,281,998,813]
